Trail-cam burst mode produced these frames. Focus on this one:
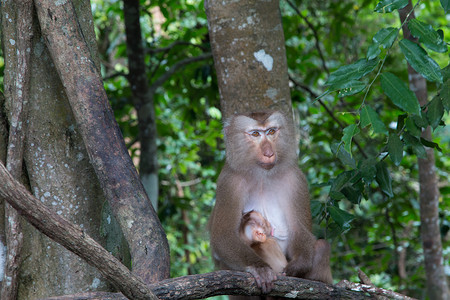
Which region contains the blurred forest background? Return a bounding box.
[88,0,449,298]
[1,0,447,298]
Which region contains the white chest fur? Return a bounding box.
[243,179,290,253]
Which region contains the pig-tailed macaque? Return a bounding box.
[209,111,332,295]
[240,210,287,274]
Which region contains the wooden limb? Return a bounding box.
[337,278,416,300]
[33,0,170,283]
[42,271,416,300]
[0,162,157,300]
[1,1,33,298]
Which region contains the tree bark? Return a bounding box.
[204,0,293,119]
[0,162,158,300]
[0,1,32,298]
[399,3,449,300]
[33,0,170,283]
[123,0,159,211]
[1,0,111,297]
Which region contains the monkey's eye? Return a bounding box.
[250,131,261,137]
[266,128,277,135]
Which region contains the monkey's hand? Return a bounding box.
[245,265,278,294]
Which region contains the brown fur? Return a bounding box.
[209,111,332,297]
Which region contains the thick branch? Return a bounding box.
[34,0,170,283]
[0,162,157,300]
[42,271,416,300]
[1,0,33,298]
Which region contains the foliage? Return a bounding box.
[92,0,221,278]
[283,0,449,295]
[91,0,449,297]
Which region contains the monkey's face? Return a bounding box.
[225,111,295,172]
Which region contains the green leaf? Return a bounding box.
[374,0,408,13]
[373,27,398,49]
[426,97,444,129]
[420,138,443,152]
[342,181,364,204]
[341,124,360,156]
[387,133,403,166]
[367,43,382,60]
[331,143,356,168]
[405,117,421,136]
[439,79,450,112]
[328,206,355,230]
[358,158,377,183]
[381,72,421,115]
[337,81,367,97]
[329,191,346,201]
[360,105,388,135]
[399,39,443,83]
[403,132,427,158]
[317,80,366,100]
[310,200,323,218]
[408,19,447,53]
[440,0,449,13]
[396,114,408,132]
[326,58,379,86]
[375,161,393,197]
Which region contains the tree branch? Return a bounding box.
[285,0,329,75]
[289,74,368,158]
[149,53,213,92]
[34,0,170,284]
[0,162,157,300]
[1,0,33,298]
[147,40,208,54]
[42,271,416,300]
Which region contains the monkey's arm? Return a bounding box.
[284,169,316,277]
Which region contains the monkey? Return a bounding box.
[240,210,287,274]
[209,111,332,296]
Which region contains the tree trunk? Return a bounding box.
[0,0,113,298]
[204,0,292,119]
[399,3,449,300]
[123,0,159,211]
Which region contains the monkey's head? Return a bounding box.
[240,210,270,244]
[224,111,297,172]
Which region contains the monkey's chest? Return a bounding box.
[244,192,290,253]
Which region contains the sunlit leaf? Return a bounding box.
[375,161,393,197]
[408,19,447,53]
[387,133,403,166]
[399,39,443,83]
[374,0,408,13]
[325,58,379,86]
[341,124,360,156]
[381,72,421,115]
[360,105,388,135]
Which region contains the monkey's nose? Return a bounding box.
[263,150,274,158]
